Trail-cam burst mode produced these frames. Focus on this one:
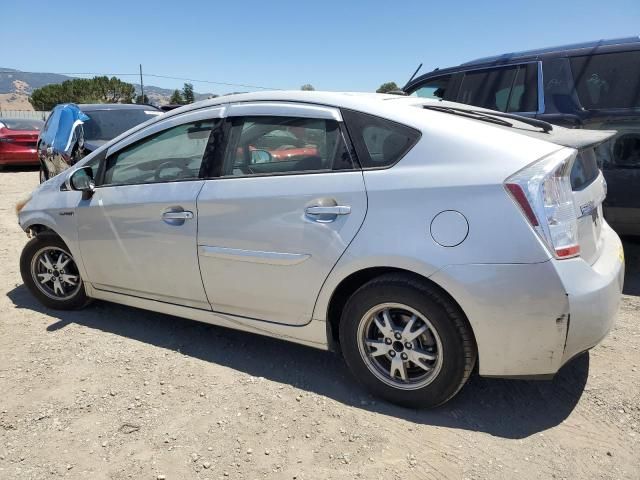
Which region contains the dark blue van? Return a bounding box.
[404,37,640,236]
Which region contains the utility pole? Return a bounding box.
[139,64,144,103]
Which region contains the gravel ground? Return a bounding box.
[0,168,638,480]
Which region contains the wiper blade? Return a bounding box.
[423,105,553,132]
[468,110,553,133]
[423,105,514,128]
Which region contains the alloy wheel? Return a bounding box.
[357,303,443,390]
[30,246,82,301]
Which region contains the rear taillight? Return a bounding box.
[505,148,580,259]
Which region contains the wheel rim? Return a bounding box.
[30,246,82,301]
[357,303,444,390]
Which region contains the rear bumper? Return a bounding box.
[555,223,625,365]
[0,149,38,165]
[430,224,624,377]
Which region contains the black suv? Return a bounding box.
[38,103,162,182]
[405,36,640,236]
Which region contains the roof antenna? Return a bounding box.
[403,63,423,90]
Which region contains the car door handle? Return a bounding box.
[162,211,194,220]
[305,205,351,216]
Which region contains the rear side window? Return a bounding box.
[221,116,353,177]
[341,109,421,168]
[457,64,538,113]
[570,51,640,109]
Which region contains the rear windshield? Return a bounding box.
[571,148,600,191]
[83,109,161,141]
[0,118,44,131]
[570,51,640,109]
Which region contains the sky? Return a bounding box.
[2,0,639,95]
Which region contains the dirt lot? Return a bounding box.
[0,168,638,480]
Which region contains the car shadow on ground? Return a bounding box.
[7,284,590,440]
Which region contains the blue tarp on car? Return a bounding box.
[40,104,90,156]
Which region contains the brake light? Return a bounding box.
[505,148,580,259]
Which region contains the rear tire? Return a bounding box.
[20,234,89,310]
[339,274,476,408]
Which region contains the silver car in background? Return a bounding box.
[17,92,624,408]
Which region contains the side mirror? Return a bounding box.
[66,166,95,200]
[251,149,272,164]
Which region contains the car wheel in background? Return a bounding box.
[339,274,476,408]
[20,234,89,310]
[39,163,49,183]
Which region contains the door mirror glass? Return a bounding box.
[67,166,95,198]
[250,149,273,164]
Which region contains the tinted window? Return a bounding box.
[571,148,600,190]
[83,109,162,141]
[103,120,216,186]
[341,109,421,168]
[457,64,538,112]
[570,51,640,109]
[222,116,353,177]
[0,119,44,130]
[410,75,452,99]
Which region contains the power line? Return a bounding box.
[0,70,280,91]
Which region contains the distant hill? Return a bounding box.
[0,68,217,110]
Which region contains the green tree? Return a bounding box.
[376,82,399,94]
[182,83,195,103]
[300,84,315,91]
[29,76,135,110]
[136,94,149,104]
[169,89,184,104]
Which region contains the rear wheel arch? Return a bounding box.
[326,267,477,353]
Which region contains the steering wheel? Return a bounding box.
[154,159,193,182]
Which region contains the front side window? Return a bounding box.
[103,120,217,186]
[457,64,538,112]
[410,75,452,99]
[221,116,353,177]
[570,51,640,109]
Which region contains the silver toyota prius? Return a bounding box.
[17,91,625,408]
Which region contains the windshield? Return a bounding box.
[0,118,44,131]
[82,109,161,141]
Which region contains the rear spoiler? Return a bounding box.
[542,128,617,150]
[508,127,616,150]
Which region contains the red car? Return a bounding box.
[0,118,44,168]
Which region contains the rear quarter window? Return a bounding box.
[341,109,421,168]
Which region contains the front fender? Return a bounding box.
[19,197,88,282]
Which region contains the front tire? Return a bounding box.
[20,234,89,310]
[339,274,476,408]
